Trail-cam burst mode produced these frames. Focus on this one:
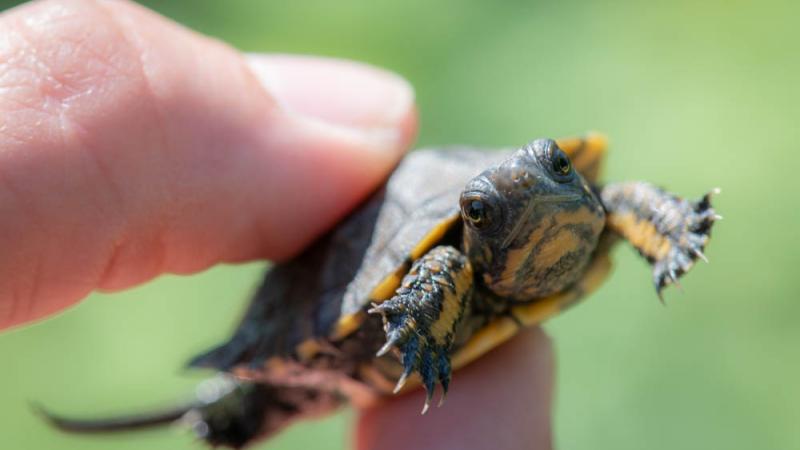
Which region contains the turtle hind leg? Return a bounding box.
[368,245,473,413]
[600,182,719,297]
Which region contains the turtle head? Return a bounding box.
[460,138,606,300]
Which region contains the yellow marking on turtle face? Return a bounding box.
[529,207,605,277]
[492,206,602,298]
[555,203,606,235]
[429,261,474,347]
[534,228,582,271]
[451,252,612,371]
[492,222,546,296]
[607,211,671,260]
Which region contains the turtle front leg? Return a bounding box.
[600,181,720,297]
[368,245,474,413]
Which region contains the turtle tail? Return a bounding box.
[34,402,191,432]
[36,377,343,448]
[599,181,720,298]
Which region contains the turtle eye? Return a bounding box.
[551,148,572,177]
[460,195,497,231]
[465,200,488,226]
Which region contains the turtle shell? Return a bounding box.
[190,135,612,372]
[189,147,515,370]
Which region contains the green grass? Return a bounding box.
[1,1,798,449]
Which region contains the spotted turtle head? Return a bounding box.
[460,138,606,300]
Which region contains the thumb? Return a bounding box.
[241,54,418,261]
[0,0,416,328]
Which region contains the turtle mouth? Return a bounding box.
[500,192,582,249]
[538,193,583,203]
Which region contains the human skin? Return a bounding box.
[0,1,553,449]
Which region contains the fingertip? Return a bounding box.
[246,54,416,137]
[224,55,418,261]
[356,328,554,450]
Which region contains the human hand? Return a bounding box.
[0,1,552,449]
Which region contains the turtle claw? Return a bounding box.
[692,247,709,263]
[375,335,400,357]
[601,182,719,299]
[421,395,432,415]
[650,188,720,297]
[393,371,410,394]
[377,320,452,407]
[368,246,472,412]
[370,297,454,410]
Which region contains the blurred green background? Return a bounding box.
[0,0,797,449]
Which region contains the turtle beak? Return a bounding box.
[537,192,583,204]
[534,174,583,204]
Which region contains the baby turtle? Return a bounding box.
[40,135,718,448]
